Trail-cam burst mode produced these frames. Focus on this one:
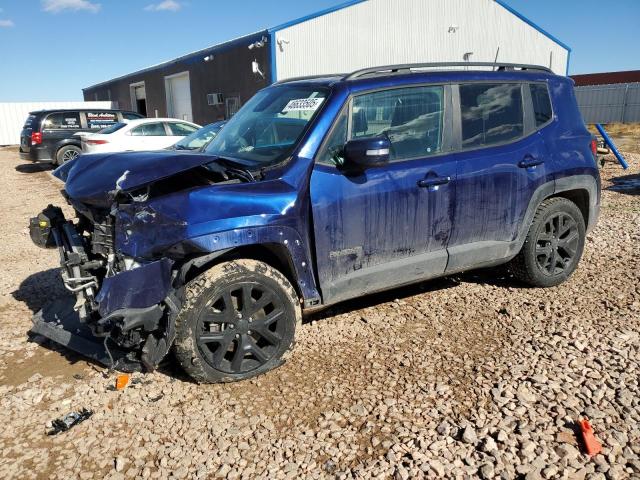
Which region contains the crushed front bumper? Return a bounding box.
[31,297,142,372]
[29,205,177,371]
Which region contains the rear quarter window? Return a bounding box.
[460,83,524,149]
[43,112,81,130]
[530,83,553,127]
[23,115,37,129]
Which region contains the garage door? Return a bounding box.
[165,72,193,122]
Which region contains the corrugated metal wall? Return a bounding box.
[274,0,569,80]
[0,101,114,145]
[575,83,640,124]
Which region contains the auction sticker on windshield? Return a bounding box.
[282,98,325,113]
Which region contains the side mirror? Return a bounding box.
[343,137,391,170]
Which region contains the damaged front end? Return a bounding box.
[30,200,179,371]
[29,151,246,371]
[29,146,318,374]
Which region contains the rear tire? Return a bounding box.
[174,259,301,383]
[55,145,81,165]
[509,197,586,287]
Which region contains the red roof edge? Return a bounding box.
[571,70,640,87]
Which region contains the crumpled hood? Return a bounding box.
[54,151,220,207]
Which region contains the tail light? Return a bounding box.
[86,139,109,145]
[590,138,597,157]
[31,132,42,145]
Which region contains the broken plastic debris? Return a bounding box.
[579,419,602,456]
[47,409,93,435]
[115,170,130,191]
[115,374,130,390]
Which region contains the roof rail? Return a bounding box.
[273,74,346,85]
[344,62,553,80]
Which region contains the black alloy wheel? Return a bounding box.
[534,212,580,276]
[196,282,287,374]
[174,259,301,383]
[509,197,586,288]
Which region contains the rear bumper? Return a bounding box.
[19,146,53,162]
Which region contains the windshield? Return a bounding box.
[99,122,127,134]
[174,121,225,150]
[204,86,328,165]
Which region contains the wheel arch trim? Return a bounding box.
[177,226,321,308]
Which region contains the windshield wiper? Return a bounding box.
[214,157,258,183]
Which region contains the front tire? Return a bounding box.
[56,145,81,165]
[174,259,301,383]
[510,197,586,287]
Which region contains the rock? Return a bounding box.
[480,437,498,453]
[556,444,580,462]
[462,426,478,444]
[429,460,445,477]
[114,457,125,473]
[480,463,494,479]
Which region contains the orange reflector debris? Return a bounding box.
[579,419,602,456]
[115,374,130,391]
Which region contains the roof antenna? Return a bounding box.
[493,47,500,71]
[463,52,473,70]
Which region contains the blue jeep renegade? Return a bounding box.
[30,62,600,383]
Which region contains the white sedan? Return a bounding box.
[81,118,201,154]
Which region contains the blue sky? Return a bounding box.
[0,0,638,101]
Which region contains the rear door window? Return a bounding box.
[459,83,524,148]
[43,112,81,130]
[167,122,198,136]
[130,122,167,136]
[86,111,118,130]
[530,83,553,127]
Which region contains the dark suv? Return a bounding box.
[20,109,144,165]
[29,62,600,383]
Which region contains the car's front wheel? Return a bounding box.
[510,197,586,287]
[174,259,301,383]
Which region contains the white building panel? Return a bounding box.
[0,101,114,145]
[273,0,569,81]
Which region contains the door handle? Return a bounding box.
[518,156,545,169]
[417,176,451,188]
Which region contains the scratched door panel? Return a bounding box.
[449,133,549,246]
[310,158,456,301]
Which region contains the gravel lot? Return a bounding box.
[0,148,638,479]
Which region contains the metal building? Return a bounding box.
[83,0,570,126]
[572,71,640,124]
